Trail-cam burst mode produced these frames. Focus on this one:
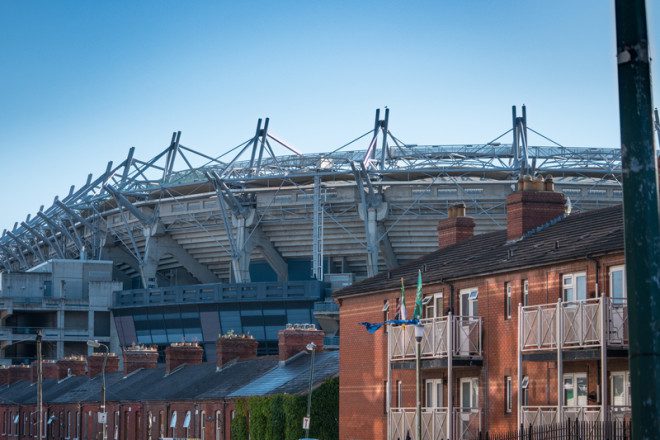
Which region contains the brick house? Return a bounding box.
[335,176,629,440]
[0,326,337,440]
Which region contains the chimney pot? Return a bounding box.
[123,344,159,375]
[278,325,324,361]
[87,353,119,378]
[506,175,566,241]
[165,342,204,373]
[437,203,475,249]
[216,333,259,368]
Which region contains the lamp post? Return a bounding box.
[414,324,425,440]
[304,341,317,439]
[87,340,108,440]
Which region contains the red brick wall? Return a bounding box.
[278,328,325,361]
[216,336,258,367]
[437,216,475,249]
[165,343,204,373]
[506,190,566,241]
[339,252,628,438]
[87,353,120,378]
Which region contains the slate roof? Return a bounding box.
[334,204,624,298]
[0,351,338,404]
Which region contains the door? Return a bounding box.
[611,371,630,407]
[459,378,479,439]
[563,373,588,407]
[425,379,443,408]
[609,266,627,343]
[458,289,478,355]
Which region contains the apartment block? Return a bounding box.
[335,176,629,439]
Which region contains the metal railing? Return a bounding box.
[609,406,631,423]
[454,408,481,440]
[389,407,449,440]
[389,316,482,361]
[114,280,325,307]
[520,298,628,352]
[522,406,604,427]
[313,300,339,313]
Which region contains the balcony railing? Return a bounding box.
[520,298,628,352]
[609,406,631,423]
[522,406,610,427]
[389,408,480,440]
[389,316,482,362]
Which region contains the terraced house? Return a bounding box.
[335,176,630,440]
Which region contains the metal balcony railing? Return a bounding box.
[389,316,482,362]
[522,406,606,427]
[609,406,631,423]
[520,298,628,352]
[389,407,449,440]
[313,300,339,313]
[454,408,481,440]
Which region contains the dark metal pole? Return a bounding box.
[614,1,660,439]
[36,330,43,440]
[305,343,316,438]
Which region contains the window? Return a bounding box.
[521,376,529,406]
[147,411,153,440]
[424,292,443,319]
[397,381,403,408]
[504,283,512,320]
[215,411,222,440]
[200,411,206,440]
[114,411,119,440]
[183,411,192,429]
[383,300,390,333]
[424,379,443,408]
[505,376,512,413]
[609,266,626,304]
[170,411,177,429]
[522,279,529,306]
[383,381,389,414]
[159,411,165,439]
[562,272,587,302]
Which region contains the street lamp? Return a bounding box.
[87,340,109,440]
[414,324,425,440]
[304,342,317,439]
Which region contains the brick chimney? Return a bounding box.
[437,203,475,249]
[506,175,566,241]
[165,342,204,373]
[216,333,258,367]
[123,344,159,375]
[6,365,32,384]
[0,367,9,386]
[278,324,324,362]
[31,360,61,382]
[57,355,87,377]
[87,353,120,378]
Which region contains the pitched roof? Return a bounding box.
[0,351,338,404]
[334,204,624,298]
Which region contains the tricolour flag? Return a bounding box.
[400,277,407,321]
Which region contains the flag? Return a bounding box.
[413,269,423,320]
[400,277,407,321]
[359,319,419,334]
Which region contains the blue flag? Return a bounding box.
[359,318,419,334]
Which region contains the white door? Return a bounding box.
[609,266,626,304]
[611,371,630,407]
[425,378,443,408]
[563,373,588,407]
[459,378,479,439]
[458,288,478,355]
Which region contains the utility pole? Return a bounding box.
[304,342,317,439]
[36,330,43,440]
[614,1,660,438]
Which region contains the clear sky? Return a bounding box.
[0,1,658,229]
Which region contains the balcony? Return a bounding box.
[389,316,482,362]
[522,405,631,427]
[389,407,480,440]
[520,298,628,352]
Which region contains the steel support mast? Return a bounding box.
[615,0,660,437]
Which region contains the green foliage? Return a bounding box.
[283,394,306,440]
[230,399,249,440]
[237,378,339,440]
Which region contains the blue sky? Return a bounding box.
[0,1,658,229]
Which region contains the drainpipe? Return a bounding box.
[615,0,660,437]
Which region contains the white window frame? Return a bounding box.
[460,288,478,317]
[424,378,443,408]
[523,279,529,306]
[609,265,626,304]
[611,371,631,407]
[459,377,479,409]
[505,376,512,413]
[563,372,588,407]
[424,292,443,319]
[563,272,587,302]
[505,282,512,320]
[397,381,403,408]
